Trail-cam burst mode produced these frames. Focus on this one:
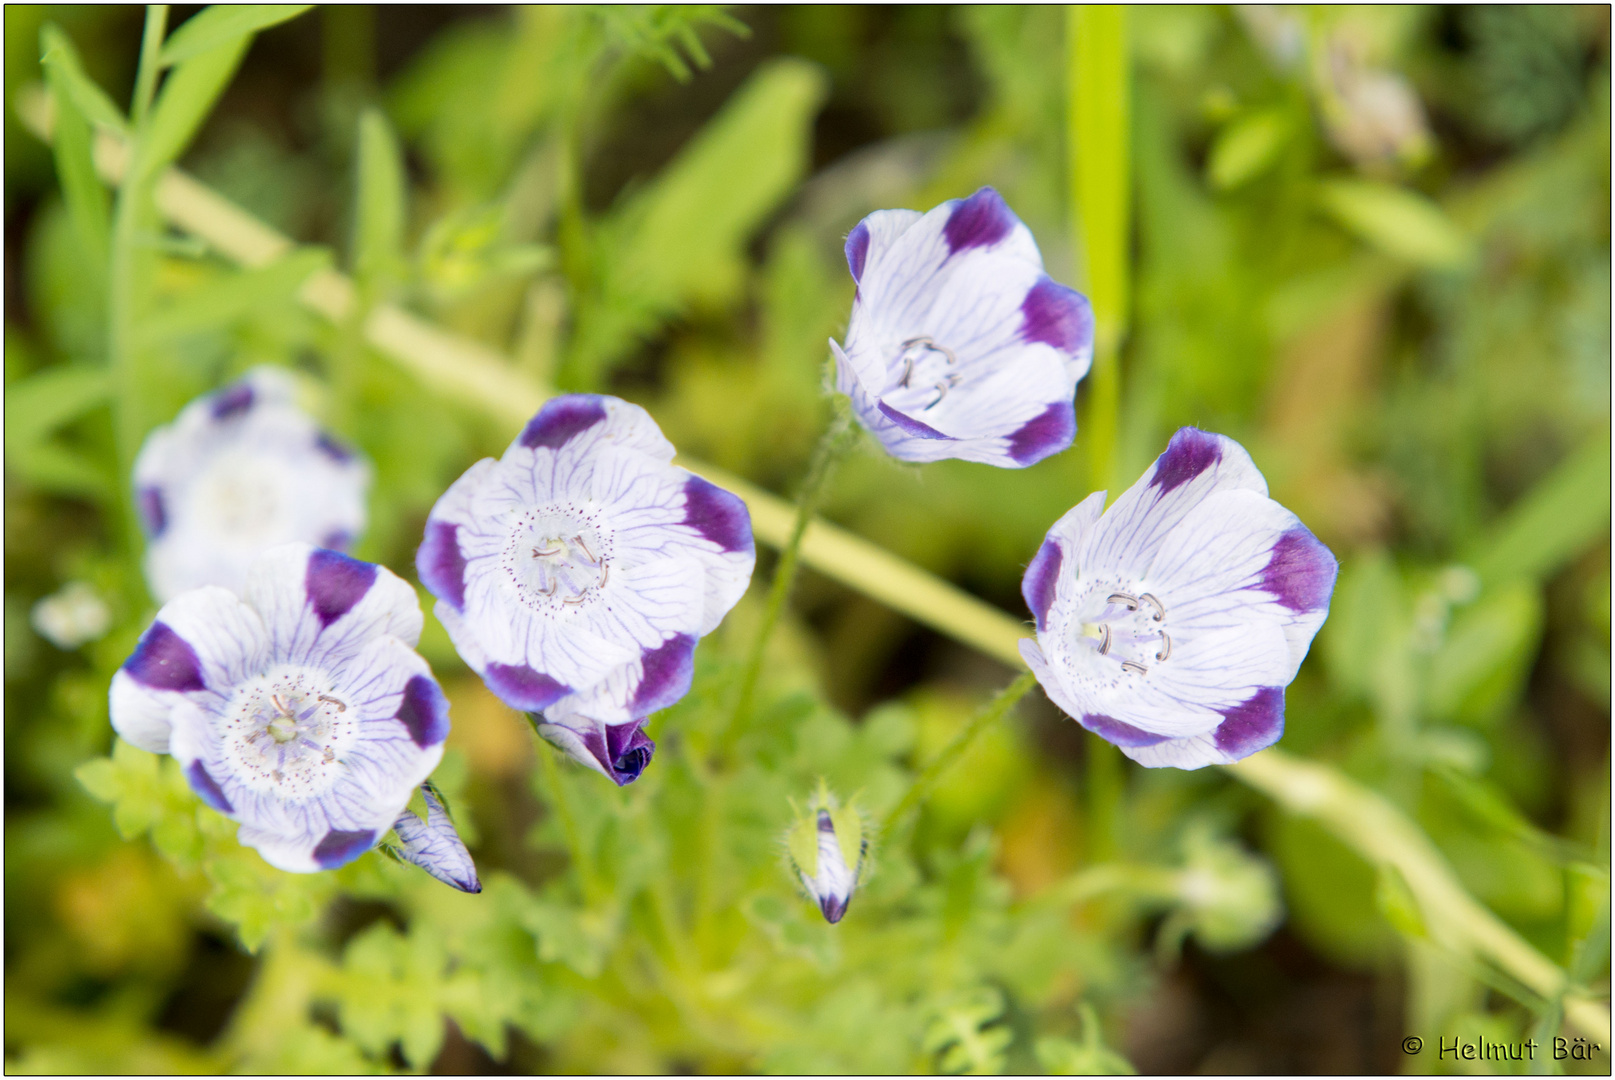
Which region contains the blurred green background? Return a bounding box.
[3,5,1609,1074]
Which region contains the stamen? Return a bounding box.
[1120,660,1148,675]
[899,358,914,388]
[539,581,558,597]
[1155,633,1171,662]
[902,336,957,366]
[598,564,609,588]
[562,595,587,605]
[322,746,335,763]
[317,694,347,712]
[1139,593,1166,622]
[1107,592,1139,610]
[1098,624,1112,655]
[534,545,563,558]
[925,381,951,409]
[573,535,597,564]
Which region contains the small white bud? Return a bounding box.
[31,582,111,649]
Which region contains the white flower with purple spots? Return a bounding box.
[1019,428,1338,769]
[417,394,755,785]
[134,367,370,603]
[386,783,481,893]
[832,187,1094,469]
[108,543,452,874]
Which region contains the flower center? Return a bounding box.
[193,453,290,545]
[500,504,613,614]
[887,336,961,411]
[1072,587,1171,677]
[222,668,360,798]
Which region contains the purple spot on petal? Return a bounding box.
[1080,713,1172,748]
[1151,427,1223,494]
[605,721,655,785]
[210,382,254,420]
[878,401,951,440]
[1261,527,1338,614]
[313,828,376,869]
[396,674,450,748]
[683,476,752,554]
[845,221,870,283]
[484,662,569,712]
[942,187,1015,254]
[186,760,233,813]
[1022,538,1063,632]
[138,486,167,537]
[629,634,696,716]
[1215,686,1285,760]
[315,432,354,463]
[124,622,206,692]
[305,549,377,628]
[519,395,606,450]
[1007,401,1075,466]
[416,521,467,611]
[1021,278,1094,355]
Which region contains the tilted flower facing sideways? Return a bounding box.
[417,394,755,785]
[134,367,370,603]
[1020,428,1338,769]
[108,544,467,880]
[833,186,1094,469]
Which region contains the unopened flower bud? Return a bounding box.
[31,581,111,649]
[785,784,866,924]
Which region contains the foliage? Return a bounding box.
[4,4,1609,1074]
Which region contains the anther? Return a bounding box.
[539,581,558,597]
[573,535,597,564]
[562,595,587,605]
[322,746,335,763]
[1139,593,1166,622]
[1107,592,1139,610]
[598,564,609,588]
[1098,624,1112,655]
[317,695,347,712]
[902,336,957,366]
[1155,633,1171,662]
[534,544,564,558]
[899,358,914,388]
[925,381,951,409]
[1120,660,1148,675]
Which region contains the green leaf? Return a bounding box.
[1375,863,1427,939]
[353,108,407,293]
[158,5,311,68]
[41,27,112,268]
[922,987,1011,1075]
[1035,1005,1137,1075]
[591,5,750,82]
[1424,582,1544,726]
[1464,430,1612,592]
[571,57,828,383]
[336,923,449,1069]
[520,894,617,978]
[134,34,253,179]
[1206,107,1290,191]
[4,364,114,498]
[74,740,200,859]
[203,847,336,953]
[37,23,128,132]
[136,248,331,344]
[1317,178,1475,270]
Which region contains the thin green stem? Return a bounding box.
[881,671,1037,836]
[718,402,855,758]
[130,6,169,130]
[535,728,598,904]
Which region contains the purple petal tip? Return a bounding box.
[845,221,870,283]
[305,549,377,628]
[520,395,607,451]
[1022,538,1063,632]
[313,828,376,869]
[942,187,1015,254]
[1081,713,1172,748]
[1261,527,1338,614]
[1021,278,1094,356]
[1214,686,1285,759]
[1151,427,1223,494]
[124,621,206,693]
[683,475,753,555]
[397,674,450,748]
[1007,401,1075,466]
[417,520,468,611]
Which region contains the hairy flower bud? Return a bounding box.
[785,784,867,924]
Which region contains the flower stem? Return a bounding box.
[718,401,855,758]
[534,727,597,903]
[881,671,1038,836]
[130,6,168,129]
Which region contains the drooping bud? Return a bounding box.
[386,782,481,893]
[785,783,866,924]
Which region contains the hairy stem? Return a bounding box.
[718,401,855,758]
[882,671,1038,836]
[534,729,597,904]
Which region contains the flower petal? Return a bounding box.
[245,544,423,669]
